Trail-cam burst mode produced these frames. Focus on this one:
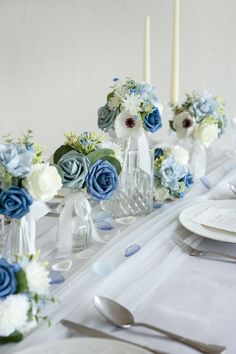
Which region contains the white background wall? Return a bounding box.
[0,0,235,155]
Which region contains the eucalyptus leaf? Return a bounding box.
[87,149,114,164]
[0,331,23,343]
[100,156,122,175]
[53,145,73,164]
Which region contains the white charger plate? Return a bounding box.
[179,199,236,243]
[15,337,150,354]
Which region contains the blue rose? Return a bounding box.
[143,107,162,133]
[0,258,18,299]
[57,150,90,189]
[97,104,119,132]
[0,186,33,219]
[190,93,216,122]
[0,144,34,178]
[154,148,164,160]
[85,159,118,200]
[181,172,193,188]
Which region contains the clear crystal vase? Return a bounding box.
[101,136,154,217]
[57,190,92,253]
[2,214,36,262]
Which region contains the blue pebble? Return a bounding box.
[125,244,141,257]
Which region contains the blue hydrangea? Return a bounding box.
[136,83,158,106]
[157,157,187,191]
[189,93,217,122]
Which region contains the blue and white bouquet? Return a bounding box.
[169,91,226,148]
[154,146,193,202]
[98,78,162,140]
[53,131,122,200]
[0,131,62,220]
[0,253,53,343]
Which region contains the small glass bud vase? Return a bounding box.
[2,214,36,262]
[101,136,154,217]
[57,190,92,253]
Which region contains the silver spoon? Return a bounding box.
[93,296,226,354]
[229,183,236,195]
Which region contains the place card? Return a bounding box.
[191,207,236,233]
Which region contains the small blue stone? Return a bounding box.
[200,177,211,190]
[96,220,113,231]
[125,244,141,257]
[49,270,65,285]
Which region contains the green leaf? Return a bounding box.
[53,145,72,164]
[0,331,23,344]
[169,120,176,131]
[107,92,114,101]
[15,269,28,293]
[87,149,114,164]
[100,156,122,175]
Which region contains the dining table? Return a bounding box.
[1,148,236,354]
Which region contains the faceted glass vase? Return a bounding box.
[101,137,154,218]
[2,214,36,262]
[57,191,92,253]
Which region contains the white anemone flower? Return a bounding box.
[0,295,30,336]
[114,111,143,140]
[173,112,196,139]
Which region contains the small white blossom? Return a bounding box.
[121,94,143,116]
[108,95,122,110]
[24,260,50,295]
[0,295,30,336]
[154,187,170,202]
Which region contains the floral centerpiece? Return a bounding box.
[53,131,122,251]
[98,77,162,139]
[169,91,226,147]
[169,91,226,178]
[154,146,193,202]
[0,131,62,260]
[97,78,162,217]
[0,253,53,343]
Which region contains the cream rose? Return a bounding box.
[171,145,189,165]
[23,163,62,202]
[193,122,219,148]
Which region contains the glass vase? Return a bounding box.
[57,190,92,253]
[178,137,207,180]
[2,214,36,262]
[101,136,154,218]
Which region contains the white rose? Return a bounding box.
[24,260,50,295]
[23,163,62,202]
[193,122,219,148]
[154,187,170,202]
[0,294,29,336]
[171,145,189,165]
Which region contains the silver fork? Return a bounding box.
[172,230,236,262]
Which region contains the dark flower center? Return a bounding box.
[182,118,192,128]
[125,118,136,128]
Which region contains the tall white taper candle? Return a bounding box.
[170,0,180,104]
[143,16,150,83]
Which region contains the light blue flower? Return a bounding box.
[57,150,90,189]
[157,157,187,191]
[143,107,162,133]
[189,93,217,122]
[136,83,158,106]
[0,186,33,219]
[85,159,118,200]
[180,172,193,188]
[0,258,18,299]
[0,144,34,178]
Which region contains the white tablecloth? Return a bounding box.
[2,150,236,354]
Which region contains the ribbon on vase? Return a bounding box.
[137,131,152,177]
[57,190,104,251]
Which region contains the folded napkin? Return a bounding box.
[207,167,236,200]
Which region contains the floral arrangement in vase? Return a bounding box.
[53,131,121,200]
[169,91,226,148]
[154,146,193,202]
[97,77,162,139]
[0,253,53,343]
[0,131,62,260]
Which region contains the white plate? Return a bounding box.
[15,337,150,354]
[179,199,236,243]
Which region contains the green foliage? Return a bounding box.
[15,269,28,293]
[87,148,114,164]
[169,120,176,132]
[53,145,72,164]
[0,166,13,191]
[0,331,23,344]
